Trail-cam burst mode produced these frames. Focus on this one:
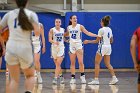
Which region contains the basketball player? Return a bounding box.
[84,15,118,85]
[0,33,5,68]
[0,17,6,69]
[32,22,46,83]
[0,27,9,76]
[0,0,40,93]
[49,18,65,84]
[65,15,97,84]
[130,27,140,93]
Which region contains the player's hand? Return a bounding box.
[2,47,5,56]
[42,47,46,54]
[83,40,89,44]
[53,42,59,46]
[65,40,69,43]
[134,64,140,73]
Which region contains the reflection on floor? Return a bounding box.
[0,71,137,93]
[32,84,119,93]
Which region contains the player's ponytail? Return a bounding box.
[16,0,34,31]
[69,20,72,25]
[102,15,111,26]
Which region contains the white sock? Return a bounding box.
[37,72,41,75]
[37,72,42,79]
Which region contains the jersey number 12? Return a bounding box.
[71,34,76,39]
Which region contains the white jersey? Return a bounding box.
[0,8,39,68]
[52,27,65,46]
[32,31,40,45]
[32,23,41,46]
[98,27,113,45]
[32,23,42,53]
[68,24,82,44]
[0,9,38,42]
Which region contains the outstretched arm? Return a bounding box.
[83,37,100,44]
[64,27,69,37]
[80,25,97,37]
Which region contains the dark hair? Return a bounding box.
[101,15,111,26]
[55,18,61,21]
[69,15,76,25]
[55,18,61,22]
[15,0,34,31]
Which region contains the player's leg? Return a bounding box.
[76,49,86,84]
[23,66,36,93]
[88,53,102,85]
[7,64,20,93]
[34,52,42,83]
[69,52,76,84]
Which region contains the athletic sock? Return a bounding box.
[71,74,75,79]
[81,73,85,76]
[59,74,63,77]
[25,91,31,93]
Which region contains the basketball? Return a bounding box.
[1,27,9,43]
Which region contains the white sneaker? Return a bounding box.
[70,78,76,84]
[60,76,65,84]
[53,78,57,85]
[80,75,86,84]
[37,75,43,83]
[109,78,118,85]
[37,72,43,83]
[34,70,37,77]
[88,79,99,85]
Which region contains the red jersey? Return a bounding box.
[134,27,140,61]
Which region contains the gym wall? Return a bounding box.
[1,12,140,69]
